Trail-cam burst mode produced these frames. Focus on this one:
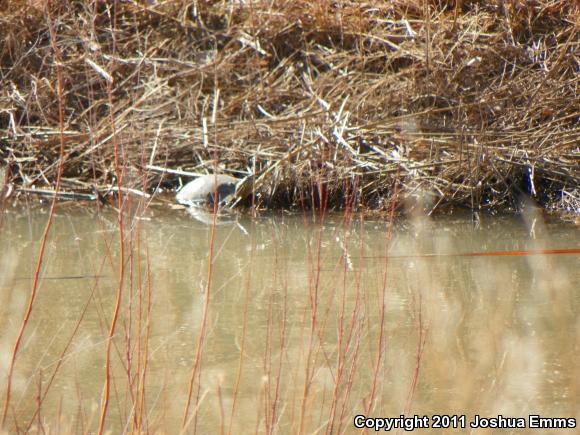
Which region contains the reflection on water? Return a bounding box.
[0,206,578,433]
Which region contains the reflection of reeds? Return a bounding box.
[1,201,578,432]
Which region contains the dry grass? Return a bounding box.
[0,0,578,213]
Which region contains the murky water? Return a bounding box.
[0,205,578,433]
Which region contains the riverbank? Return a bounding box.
[1,1,578,215]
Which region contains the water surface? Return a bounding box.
[0,206,578,433]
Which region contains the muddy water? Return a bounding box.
[0,206,578,434]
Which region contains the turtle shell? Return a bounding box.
[176,174,238,206]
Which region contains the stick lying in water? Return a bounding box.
[14,275,108,281]
[17,187,98,201]
[459,248,580,257]
[365,248,580,259]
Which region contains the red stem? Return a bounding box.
[1,12,67,430]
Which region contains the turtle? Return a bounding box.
[176,174,239,207]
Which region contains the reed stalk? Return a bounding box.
[1,11,67,429]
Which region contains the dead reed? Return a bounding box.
[0,8,68,429]
[0,0,578,214]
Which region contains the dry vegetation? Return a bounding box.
[1,3,579,432]
[0,0,578,213]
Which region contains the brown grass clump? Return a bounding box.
[0,0,578,213]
